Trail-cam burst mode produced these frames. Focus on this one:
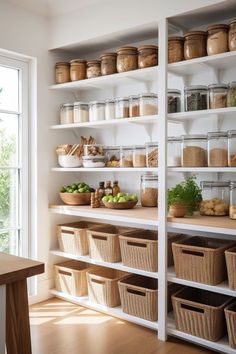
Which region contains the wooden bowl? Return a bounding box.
[103,200,138,210]
[59,192,91,206]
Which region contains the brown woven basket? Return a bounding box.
[172,287,232,341]
[225,247,236,290]
[172,236,234,285]
[225,301,236,349]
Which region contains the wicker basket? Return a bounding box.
[172,287,232,341]
[225,247,236,290]
[225,301,236,349]
[172,236,234,285]
[87,268,128,307]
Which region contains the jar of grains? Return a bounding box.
[100,53,117,76]
[229,19,236,51]
[129,95,140,117]
[208,83,228,109]
[139,93,158,116]
[168,137,181,167]
[70,59,86,81]
[168,89,181,113]
[89,101,105,121]
[207,131,228,167]
[140,174,158,207]
[184,31,207,60]
[137,45,158,68]
[146,142,158,167]
[181,135,207,167]
[133,145,146,167]
[60,103,74,124]
[55,62,70,84]
[105,99,115,120]
[115,97,129,118]
[168,37,184,63]
[73,102,89,123]
[86,60,101,79]
[116,46,138,73]
[207,24,229,56]
[184,85,208,111]
[230,181,236,219]
[227,81,236,107]
[228,130,236,167]
[200,181,230,216]
[120,146,133,167]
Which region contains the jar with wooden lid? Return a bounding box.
[181,135,207,167]
[140,174,158,207]
[168,37,184,63]
[230,181,236,219]
[229,19,236,51]
[129,95,139,117]
[227,81,236,107]
[87,60,101,79]
[207,131,228,167]
[184,31,207,60]
[228,130,236,167]
[184,85,208,111]
[200,181,230,216]
[207,24,229,56]
[208,83,228,109]
[116,46,138,73]
[70,59,86,81]
[138,45,158,69]
[55,62,70,84]
[100,53,117,76]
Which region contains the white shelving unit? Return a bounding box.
[51,167,158,172]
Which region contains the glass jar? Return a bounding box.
[184,31,207,60]
[133,145,146,167]
[208,84,228,109]
[120,146,133,167]
[184,85,208,111]
[146,142,158,167]
[70,59,86,81]
[207,24,229,56]
[200,181,230,216]
[168,137,181,167]
[140,174,158,207]
[138,45,158,69]
[100,53,117,76]
[115,97,129,118]
[55,62,70,84]
[227,82,236,107]
[230,181,236,219]
[168,37,184,63]
[181,135,207,167]
[60,103,74,124]
[228,130,236,167]
[168,89,181,113]
[84,144,104,157]
[229,19,236,51]
[207,131,228,167]
[116,46,138,73]
[104,146,120,168]
[105,99,115,120]
[129,95,140,117]
[89,101,105,121]
[139,93,158,116]
[73,102,89,123]
[86,60,101,79]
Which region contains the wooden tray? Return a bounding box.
[103,200,137,209]
[59,192,91,205]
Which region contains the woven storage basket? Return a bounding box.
[172,236,234,285]
[225,301,236,349]
[57,221,100,256]
[167,283,183,313]
[172,287,232,341]
[87,268,128,307]
[225,247,236,290]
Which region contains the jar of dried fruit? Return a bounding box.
[100,53,117,76]
[207,24,229,55]
[138,45,158,68]
[229,19,236,51]
[168,37,184,63]
[184,31,207,60]
[140,174,158,207]
[116,46,138,73]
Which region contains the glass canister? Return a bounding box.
[140,174,158,207]
[200,181,230,216]
[129,95,140,117]
[207,24,229,56]
[139,93,158,116]
[60,103,74,124]
[168,137,181,167]
[229,19,236,51]
[133,145,146,167]
[104,146,120,167]
[100,53,117,76]
[227,82,236,107]
[120,146,133,167]
[146,142,158,167]
[86,60,101,78]
[228,130,236,167]
[105,99,115,120]
[207,131,228,167]
[137,45,158,68]
[230,181,236,219]
[184,31,207,60]
[84,144,104,157]
[55,62,70,84]
[168,89,181,113]
[181,135,207,167]
[184,85,208,111]
[89,101,105,121]
[70,59,86,81]
[115,97,129,118]
[73,102,89,123]
[116,46,138,73]
[168,37,184,63]
[208,83,228,109]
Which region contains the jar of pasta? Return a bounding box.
[208,84,228,109]
[70,59,86,81]
[200,181,230,216]
[207,24,229,56]
[139,93,158,116]
[116,46,138,73]
[138,45,158,68]
[100,53,117,76]
[168,37,184,63]
[87,60,101,78]
[55,62,70,84]
[207,131,228,167]
[184,31,207,60]
[229,19,236,51]
[228,130,236,167]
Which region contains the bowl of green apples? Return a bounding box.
[59,182,95,205]
[102,193,138,209]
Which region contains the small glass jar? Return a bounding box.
[184,31,207,60]
[168,37,184,63]
[129,95,140,117]
[168,137,181,167]
[140,174,158,207]
[228,130,236,167]
[138,45,158,69]
[120,146,133,167]
[100,53,117,76]
[86,60,101,79]
[116,46,138,73]
[230,181,236,219]
[70,59,86,81]
[227,82,236,107]
[133,145,146,167]
[207,24,229,56]
[55,62,70,84]
[105,99,115,120]
[184,85,208,111]
[146,142,158,167]
[139,93,158,116]
[207,132,228,167]
[208,84,228,109]
[89,101,105,121]
[200,181,230,216]
[115,97,129,118]
[181,135,207,167]
[104,146,120,168]
[229,19,236,51]
[73,102,89,123]
[60,103,74,124]
[84,144,104,157]
[168,89,181,113]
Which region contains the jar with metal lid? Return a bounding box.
[208,83,228,109]
[168,89,181,113]
[181,135,207,167]
[229,19,236,51]
[86,60,101,79]
[73,102,89,123]
[120,146,133,167]
[70,59,86,81]
[115,97,129,118]
[60,103,74,124]
[116,46,138,73]
[105,99,115,120]
[104,146,120,167]
[184,31,207,60]
[139,93,158,116]
[207,24,229,56]
[89,101,105,121]
[55,62,70,84]
[230,181,236,219]
[84,144,104,157]
[133,145,146,167]
[200,181,230,216]
[207,131,228,167]
[100,53,117,76]
[140,174,158,207]
[184,85,208,111]
[228,130,236,167]
[168,137,181,167]
[129,95,140,117]
[168,37,184,63]
[227,82,236,107]
[146,142,158,167]
[138,45,158,69]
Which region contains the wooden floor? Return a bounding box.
[30,298,214,354]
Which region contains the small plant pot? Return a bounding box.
[169,203,187,218]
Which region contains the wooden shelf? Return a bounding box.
[51,167,158,172]
[168,167,236,173]
[168,107,236,122]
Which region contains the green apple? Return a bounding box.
[118,197,127,203]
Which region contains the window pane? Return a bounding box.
[0,113,18,166]
[0,169,18,229]
[0,66,19,112]
[0,230,18,254]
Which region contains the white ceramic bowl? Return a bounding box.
[58,155,82,168]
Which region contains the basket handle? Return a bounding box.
[182,249,205,257]
[127,241,147,248]
[58,269,72,277]
[91,278,105,285]
[180,303,205,314]
[126,288,146,297]
[92,235,107,241]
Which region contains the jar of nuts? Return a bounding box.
[200,181,230,216]
[87,60,101,78]
[146,142,158,167]
[230,181,236,219]
[116,46,138,73]
[138,45,158,69]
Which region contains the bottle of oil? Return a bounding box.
[105,181,113,196]
[112,180,120,196]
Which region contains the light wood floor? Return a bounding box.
[30,298,214,354]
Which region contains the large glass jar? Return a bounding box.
[168,89,181,113]
[116,46,138,73]
[228,130,236,167]
[104,146,120,168]
[133,145,146,167]
[207,24,229,56]
[138,45,158,68]
[55,62,70,84]
[200,181,230,216]
[100,53,117,76]
[70,59,86,81]
[230,181,236,219]
[120,146,133,167]
[129,95,140,117]
[168,37,184,63]
[86,60,101,78]
[229,19,236,51]
[146,142,158,167]
[181,135,207,167]
[73,102,89,123]
[140,174,158,207]
[115,97,129,118]
[184,31,207,60]
[84,144,104,157]
[139,93,158,116]
[184,85,208,111]
[227,82,236,107]
[208,84,228,109]
[207,131,228,167]
[168,137,181,167]
[89,101,105,121]
[60,103,73,124]
[105,99,115,120]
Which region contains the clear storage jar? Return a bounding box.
[184,31,207,60]
[140,174,158,207]
[207,131,228,167]
[228,130,236,167]
[229,19,236,51]
[168,37,184,63]
[55,62,70,84]
[138,45,158,69]
[115,97,129,118]
[184,85,208,111]
[100,53,117,76]
[208,84,228,109]
[129,95,140,117]
[230,181,236,219]
[105,99,115,120]
[207,24,229,56]
[168,89,181,113]
[73,102,89,123]
[139,93,158,116]
[89,101,105,121]
[200,181,230,216]
[168,137,181,167]
[227,82,236,107]
[133,145,146,167]
[146,142,158,167]
[60,103,74,124]
[181,135,207,167]
[116,46,138,73]
[104,146,120,168]
[84,144,104,157]
[120,146,133,167]
[70,59,86,81]
[86,60,101,78]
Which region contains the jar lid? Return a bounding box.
[184,85,208,92]
[100,52,117,59]
[104,146,120,150]
[139,93,158,98]
[121,146,133,150]
[229,19,236,26]
[55,62,70,67]
[129,95,139,99]
[116,46,137,54]
[145,141,158,146]
[74,101,89,106]
[70,59,86,64]
[134,145,146,149]
[138,45,158,52]
[61,103,73,107]
[207,131,228,139]
[207,24,229,32]
[228,130,236,137]
[141,174,158,181]
[82,156,105,161]
[89,101,105,105]
[168,36,184,41]
[105,98,115,103]
[87,60,101,65]
[168,136,181,142]
[116,97,129,102]
[181,134,207,140]
[230,181,236,189]
[184,31,207,38]
[200,181,230,188]
[208,83,228,90]
[168,89,181,95]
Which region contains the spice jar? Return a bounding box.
[104,146,120,167]
[73,102,89,123]
[60,103,74,124]
[70,59,86,81]
[208,83,228,109]
[89,101,105,121]
[87,60,101,79]
[200,181,230,216]
[140,174,158,207]
[168,137,181,167]
[207,131,228,167]
[227,82,236,107]
[55,62,70,84]
[181,135,207,167]
[116,46,138,73]
[146,142,158,167]
[228,130,236,167]
[105,99,115,120]
[184,85,208,111]
[138,45,158,69]
[133,145,146,167]
[230,181,236,219]
[207,24,229,55]
[100,53,117,76]
[139,93,158,116]
[184,31,207,60]
[115,97,129,118]
[129,95,140,117]
[120,146,133,167]
[229,19,236,51]
[168,89,181,113]
[168,37,184,63]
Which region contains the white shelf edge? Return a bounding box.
[167,220,236,236]
[168,167,236,173]
[168,107,236,121]
[51,167,159,172]
[51,289,158,331]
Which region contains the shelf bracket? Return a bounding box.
[217,113,224,131]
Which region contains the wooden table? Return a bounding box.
[0,253,44,354]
